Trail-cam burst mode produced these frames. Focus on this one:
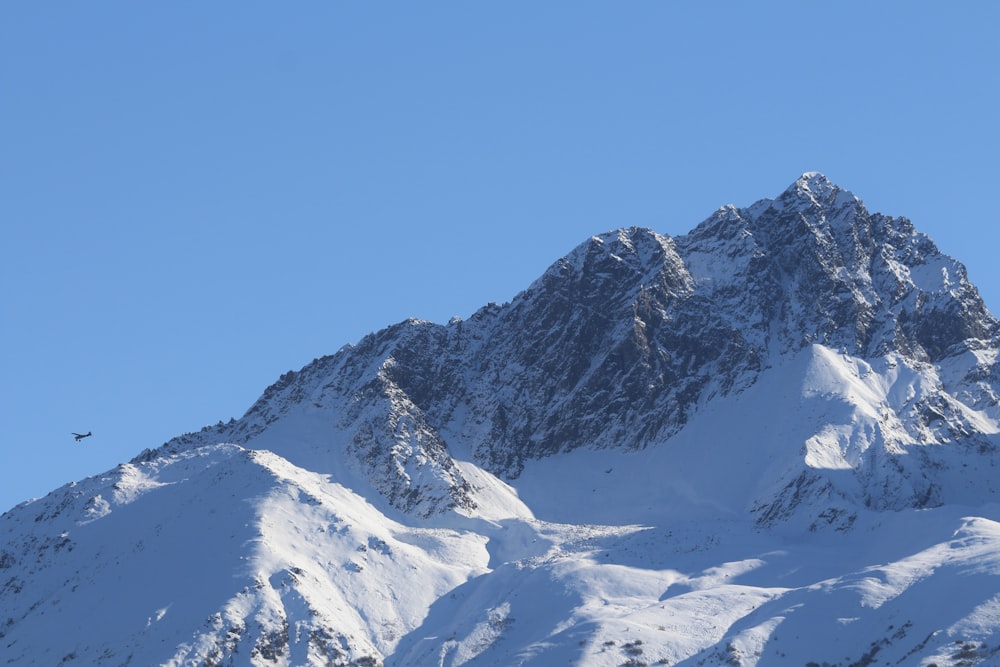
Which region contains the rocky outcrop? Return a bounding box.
[147,173,999,520]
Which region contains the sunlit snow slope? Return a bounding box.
[3,174,999,666]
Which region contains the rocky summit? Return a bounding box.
[3,174,999,666]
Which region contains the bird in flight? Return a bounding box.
[72,432,92,442]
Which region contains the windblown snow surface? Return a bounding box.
[3,174,1000,666]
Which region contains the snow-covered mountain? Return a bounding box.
[3,173,1000,666]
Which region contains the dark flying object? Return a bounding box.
[72,432,93,442]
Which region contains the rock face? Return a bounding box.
[5,174,1000,666]
[150,172,1000,521]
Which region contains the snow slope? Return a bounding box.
[5,439,1000,666]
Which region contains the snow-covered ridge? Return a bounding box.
[1,444,491,665]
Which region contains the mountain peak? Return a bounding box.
[796,170,834,190]
[777,171,855,210]
[4,176,1000,667]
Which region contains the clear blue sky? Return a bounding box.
[2,2,998,512]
